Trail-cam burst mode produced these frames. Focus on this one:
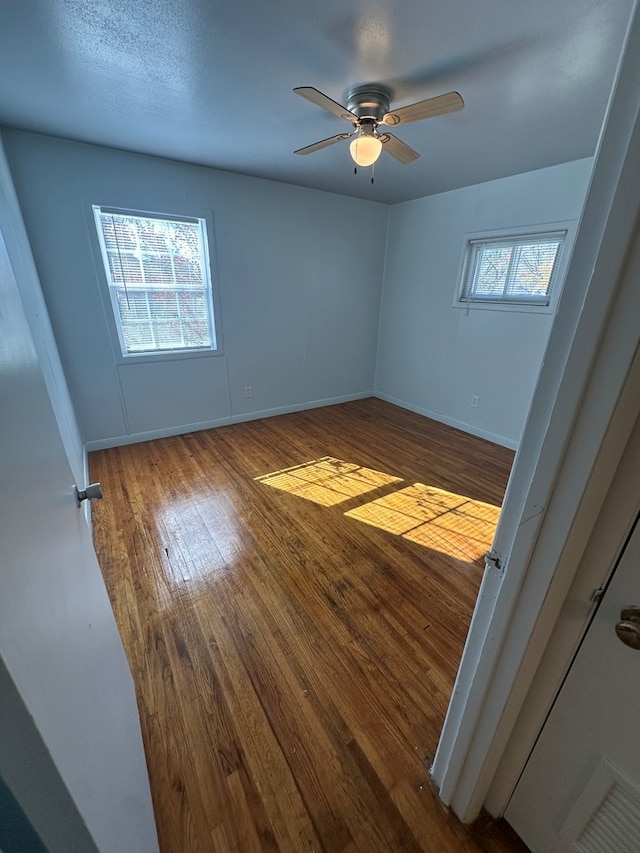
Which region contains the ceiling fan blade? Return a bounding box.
[294,133,352,155]
[382,91,464,126]
[293,87,357,122]
[379,133,420,164]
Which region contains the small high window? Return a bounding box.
[459,231,566,307]
[93,207,217,356]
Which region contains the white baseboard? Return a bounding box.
[84,392,373,451]
[374,391,518,450]
[84,390,518,453]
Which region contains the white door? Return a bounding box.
[0,225,158,852]
[506,512,640,852]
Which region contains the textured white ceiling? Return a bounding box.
[0,0,635,203]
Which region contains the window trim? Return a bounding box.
[90,203,223,363]
[453,221,577,315]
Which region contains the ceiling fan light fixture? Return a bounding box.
[294,85,463,168]
[349,132,382,167]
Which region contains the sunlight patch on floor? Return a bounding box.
[256,459,501,563]
[345,483,501,561]
[255,456,402,506]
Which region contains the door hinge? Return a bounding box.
[484,548,504,571]
[591,587,605,604]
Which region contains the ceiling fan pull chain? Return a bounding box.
[371,162,375,184]
[354,165,357,175]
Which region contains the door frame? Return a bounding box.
[487,396,640,815]
[431,0,640,822]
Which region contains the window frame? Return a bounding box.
[91,204,222,362]
[453,222,577,315]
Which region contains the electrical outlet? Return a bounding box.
[244,386,253,399]
[471,395,479,408]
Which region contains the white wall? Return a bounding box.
[3,128,593,452]
[375,159,594,448]
[3,131,388,448]
[0,136,84,484]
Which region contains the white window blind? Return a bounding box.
[460,231,566,306]
[93,207,216,355]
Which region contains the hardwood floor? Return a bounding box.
[90,398,527,852]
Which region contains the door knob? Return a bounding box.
[74,483,103,506]
[615,606,640,650]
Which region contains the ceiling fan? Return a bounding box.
[293,84,464,169]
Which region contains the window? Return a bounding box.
[93,207,217,356]
[459,230,566,307]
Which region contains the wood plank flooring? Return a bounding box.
[90,398,527,852]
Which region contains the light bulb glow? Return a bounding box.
[349,134,382,167]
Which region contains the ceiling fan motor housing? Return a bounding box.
[346,85,392,123]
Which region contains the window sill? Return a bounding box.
[454,300,555,316]
[115,347,223,366]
